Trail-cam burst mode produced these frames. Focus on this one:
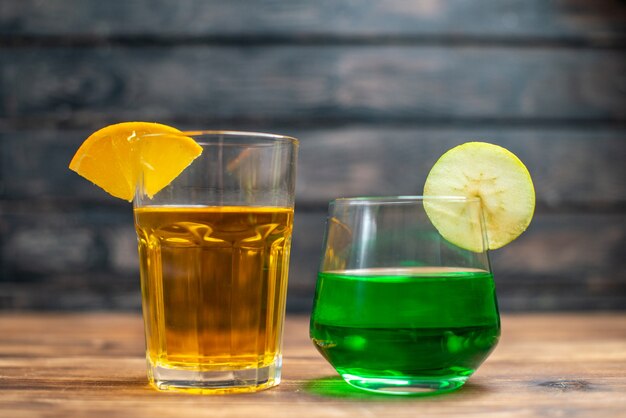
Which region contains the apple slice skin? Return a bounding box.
[423,142,535,251]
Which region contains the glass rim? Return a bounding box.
[330,195,482,206]
[141,130,299,146]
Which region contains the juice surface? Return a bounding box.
[310,268,500,379]
[135,206,293,373]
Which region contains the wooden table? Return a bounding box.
[1,313,624,417]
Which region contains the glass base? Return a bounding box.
[341,373,467,395]
[147,356,282,394]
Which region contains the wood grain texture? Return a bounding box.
[1,1,625,313]
[0,313,624,418]
[2,0,625,41]
[1,209,624,311]
[3,127,625,207]
[2,47,625,123]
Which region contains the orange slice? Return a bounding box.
[69,122,203,201]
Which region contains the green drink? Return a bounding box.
[312,197,501,394]
[310,267,500,393]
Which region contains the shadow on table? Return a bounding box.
[303,376,487,400]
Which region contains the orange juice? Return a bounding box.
[134,206,293,391]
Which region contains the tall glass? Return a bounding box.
[134,131,298,393]
[310,197,500,395]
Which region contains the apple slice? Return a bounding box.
[423,142,535,251]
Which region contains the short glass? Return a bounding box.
[310,196,500,395]
[134,131,298,393]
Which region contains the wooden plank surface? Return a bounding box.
[1,209,625,311]
[3,127,625,207]
[2,125,624,311]
[2,0,625,41]
[2,47,625,123]
[1,1,625,313]
[0,313,624,417]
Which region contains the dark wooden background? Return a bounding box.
[1,0,625,312]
